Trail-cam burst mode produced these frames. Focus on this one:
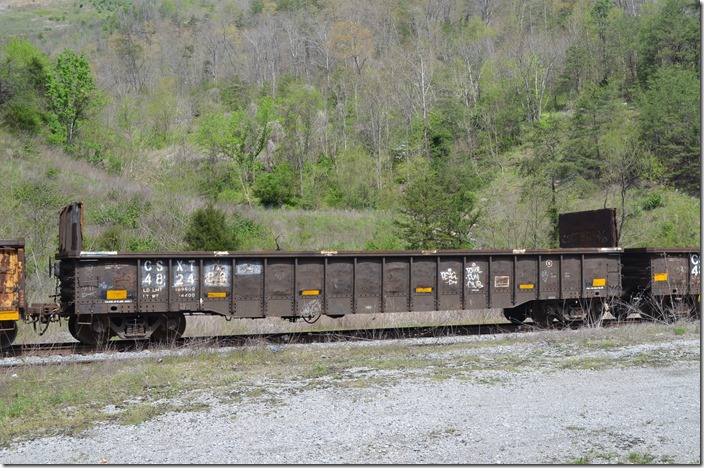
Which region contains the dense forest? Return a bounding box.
[0,0,700,283]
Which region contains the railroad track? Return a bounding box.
[2,317,649,362]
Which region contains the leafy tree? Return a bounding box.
[557,44,592,100]
[230,213,275,250]
[275,82,326,190]
[89,0,130,13]
[327,20,375,74]
[564,82,621,181]
[522,115,576,247]
[602,119,654,243]
[253,162,297,207]
[600,4,641,94]
[194,97,275,205]
[426,111,455,164]
[184,204,238,251]
[250,0,265,15]
[275,0,322,12]
[637,0,700,85]
[397,165,482,250]
[638,65,700,195]
[364,228,405,250]
[332,146,378,209]
[474,67,523,173]
[0,38,51,132]
[299,157,341,209]
[589,0,615,83]
[46,49,100,144]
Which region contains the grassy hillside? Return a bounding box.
[2,129,697,254]
[0,131,404,301]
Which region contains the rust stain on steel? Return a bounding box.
[0,239,25,315]
[559,208,618,248]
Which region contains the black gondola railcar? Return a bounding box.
[7,202,697,347]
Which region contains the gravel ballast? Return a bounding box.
[0,330,700,464]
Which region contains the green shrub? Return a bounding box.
[127,236,160,251]
[641,192,664,211]
[253,162,297,207]
[3,102,43,132]
[364,229,405,250]
[184,204,238,251]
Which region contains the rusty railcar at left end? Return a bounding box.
[0,238,26,348]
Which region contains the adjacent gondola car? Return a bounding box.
[618,247,700,321]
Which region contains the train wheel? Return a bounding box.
[178,314,187,336]
[610,305,629,321]
[71,315,111,346]
[151,313,185,344]
[68,315,80,341]
[532,301,565,329]
[0,321,18,349]
[661,296,696,323]
[682,295,699,320]
[658,298,678,323]
[503,304,529,324]
[692,296,701,319]
[638,296,689,323]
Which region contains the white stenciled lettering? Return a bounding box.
[173,273,196,287]
[691,254,700,277]
[174,260,198,287]
[204,263,231,287]
[144,260,164,272]
[143,260,167,290]
[175,260,194,272]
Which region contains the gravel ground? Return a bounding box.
[0,332,700,464]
